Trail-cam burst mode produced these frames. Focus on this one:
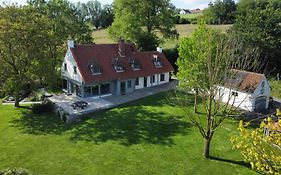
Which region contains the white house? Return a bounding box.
[180,9,190,14]
[216,70,270,112]
[61,40,174,98]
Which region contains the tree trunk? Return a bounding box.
[204,137,212,158]
[194,89,198,113]
[14,92,20,108]
[15,97,20,107]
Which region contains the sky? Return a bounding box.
[0,0,220,9]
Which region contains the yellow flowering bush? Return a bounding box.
[231,118,281,174]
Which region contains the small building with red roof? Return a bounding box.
[215,69,271,112]
[61,40,174,98]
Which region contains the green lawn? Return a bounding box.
[269,79,281,99]
[92,24,231,49]
[179,13,202,19]
[0,92,257,174]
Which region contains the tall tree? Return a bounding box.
[100,4,114,28]
[233,0,281,74]
[75,1,89,22]
[86,0,102,29]
[0,5,51,107]
[175,23,261,158]
[108,0,178,51]
[203,0,237,24]
[28,0,93,88]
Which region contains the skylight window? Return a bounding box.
[112,58,124,72]
[89,60,101,75]
[129,57,140,70]
[153,55,162,68]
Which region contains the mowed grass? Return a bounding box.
[179,13,202,19]
[92,24,231,48]
[0,92,257,174]
[269,79,281,99]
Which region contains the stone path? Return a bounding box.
[49,80,178,116]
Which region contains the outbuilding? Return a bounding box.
[216,70,270,112]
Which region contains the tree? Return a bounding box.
[203,0,237,24]
[233,0,281,74]
[75,2,89,22]
[100,4,113,28]
[86,0,102,29]
[231,118,281,174]
[28,0,93,88]
[0,5,51,107]
[175,23,261,158]
[108,0,178,51]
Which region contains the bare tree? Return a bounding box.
[174,23,263,158]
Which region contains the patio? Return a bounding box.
[48,80,177,117]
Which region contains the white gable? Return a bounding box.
[62,49,84,83]
[252,78,270,98]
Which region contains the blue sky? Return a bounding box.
[0,0,221,9]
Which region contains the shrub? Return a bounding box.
[190,18,198,24]
[31,101,53,114]
[179,17,190,24]
[174,15,180,24]
[0,168,30,175]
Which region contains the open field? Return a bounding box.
[92,24,231,49]
[0,92,257,174]
[179,13,202,19]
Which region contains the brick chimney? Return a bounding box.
[118,39,126,57]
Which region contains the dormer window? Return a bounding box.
[153,55,162,68]
[129,58,140,70]
[89,60,101,75]
[112,58,124,72]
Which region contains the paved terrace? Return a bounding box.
[49,80,178,116]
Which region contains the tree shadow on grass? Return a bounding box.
[210,156,252,169]
[10,104,191,146]
[10,110,72,135]
[70,105,191,146]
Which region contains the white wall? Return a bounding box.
[135,77,144,89]
[62,49,83,83]
[252,79,270,108]
[134,72,169,90]
[159,72,170,85]
[216,86,254,111]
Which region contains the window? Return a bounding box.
[232,91,238,97]
[89,61,101,75]
[112,58,124,72]
[100,83,110,95]
[150,76,155,84]
[135,78,139,86]
[160,74,165,82]
[152,55,162,68]
[64,63,67,71]
[74,66,77,74]
[129,58,140,70]
[127,80,132,88]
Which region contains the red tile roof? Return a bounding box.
[224,69,265,93]
[70,43,174,84]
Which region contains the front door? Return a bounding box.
[121,82,126,95]
[144,77,147,87]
